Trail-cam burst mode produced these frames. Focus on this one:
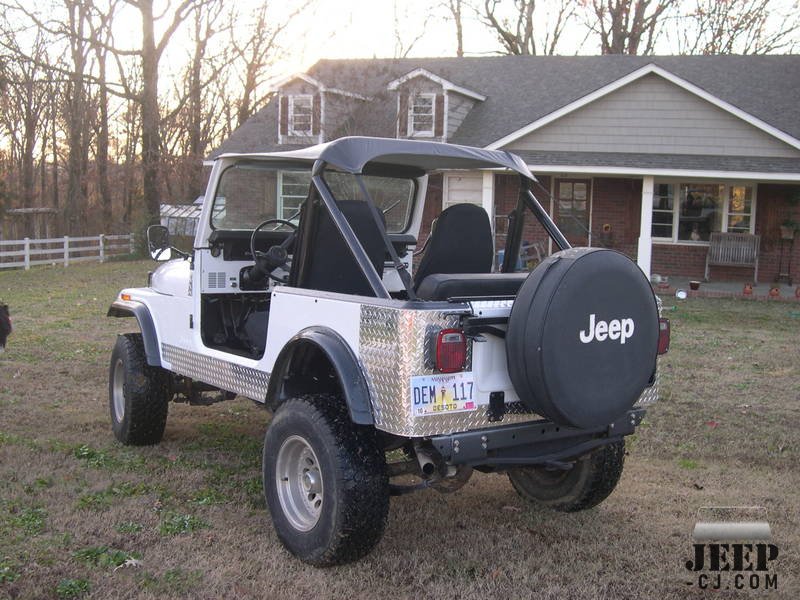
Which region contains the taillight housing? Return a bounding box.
[657,318,670,355]
[435,329,467,373]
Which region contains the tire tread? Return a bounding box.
[265,394,389,566]
[110,333,169,445]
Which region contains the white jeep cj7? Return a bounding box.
[107,137,669,566]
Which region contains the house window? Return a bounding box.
[727,185,754,233]
[651,182,755,242]
[408,93,435,136]
[652,183,675,238]
[278,171,311,221]
[289,95,313,135]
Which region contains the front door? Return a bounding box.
[555,179,591,246]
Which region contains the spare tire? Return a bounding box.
[506,248,658,429]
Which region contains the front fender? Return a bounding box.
[107,300,161,367]
[266,327,373,425]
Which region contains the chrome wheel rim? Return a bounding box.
[275,435,323,532]
[112,358,125,423]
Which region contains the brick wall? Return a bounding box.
[752,183,800,283]
[417,173,443,242]
[589,177,641,260]
[651,244,707,279]
[413,173,444,269]
[494,174,551,254]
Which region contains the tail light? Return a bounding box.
[657,318,670,355]
[436,329,467,373]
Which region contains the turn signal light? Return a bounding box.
[657,318,670,355]
[436,329,467,373]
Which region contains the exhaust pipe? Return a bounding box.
[414,443,437,478]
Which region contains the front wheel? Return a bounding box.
[109,333,170,445]
[263,395,389,566]
[508,441,625,512]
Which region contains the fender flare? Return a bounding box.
[266,327,373,425]
[107,301,161,367]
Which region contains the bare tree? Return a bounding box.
[119,0,213,225]
[87,1,117,230]
[228,2,312,128]
[479,0,577,55]
[678,0,800,55]
[161,1,228,202]
[587,0,677,55]
[0,30,51,209]
[445,0,465,57]
[393,0,433,58]
[60,0,93,232]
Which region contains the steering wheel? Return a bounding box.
[248,219,298,284]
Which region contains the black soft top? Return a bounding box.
[217,136,535,180]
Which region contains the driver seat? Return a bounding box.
[296,200,386,296]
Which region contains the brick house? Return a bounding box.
[209,56,800,283]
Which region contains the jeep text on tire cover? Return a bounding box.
[579,314,635,344]
[106,137,668,566]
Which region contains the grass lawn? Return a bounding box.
[0,261,798,599]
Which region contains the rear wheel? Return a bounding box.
[263,395,389,566]
[508,441,625,512]
[109,333,170,445]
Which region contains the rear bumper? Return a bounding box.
[430,408,646,467]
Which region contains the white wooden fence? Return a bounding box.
[0,234,134,270]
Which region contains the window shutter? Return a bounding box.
[279,96,289,137]
[434,94,444,138]
[312,93,321,136]
[398,93,408,138]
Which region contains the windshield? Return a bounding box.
[323,172,415,233]
[211,162,415,232]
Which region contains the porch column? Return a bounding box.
[482,171,496,257]
[481,171,495,224]
[637,176,654,278]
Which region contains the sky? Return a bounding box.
[137,0,589,86]
[288,0,585,71]
[94,0,800,96]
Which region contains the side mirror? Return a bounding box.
[146,225,171,261]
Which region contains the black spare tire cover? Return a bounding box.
[506,248,658,429]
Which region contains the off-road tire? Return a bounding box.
[109,333,170,445]
[263,395,389,566]
[508,441,625,512]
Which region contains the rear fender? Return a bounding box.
[266,327,373,425]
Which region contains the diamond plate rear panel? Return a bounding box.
[162,344,269,400]
[359,305,549,437]
[358,304,659,438]
[636,372,659,407]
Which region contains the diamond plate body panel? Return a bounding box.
[358,303,659,438]
[162,344,269,400]
[636,372,659,407]
[359,305,547,437]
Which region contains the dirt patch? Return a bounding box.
[1,262,798,598]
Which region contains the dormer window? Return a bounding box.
[289,95,313,136]
[408,93,435,136]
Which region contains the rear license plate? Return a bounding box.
[410,372,476,417]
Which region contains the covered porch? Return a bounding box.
[496,162,800,287]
